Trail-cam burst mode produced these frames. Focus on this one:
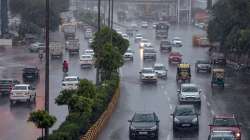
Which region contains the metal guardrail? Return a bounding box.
[80,85,120,140]
[81,0,175,3]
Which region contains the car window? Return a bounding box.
[175,107,195,116]
[65,78,78,81]
[154,66,165,70]
[13,86,27,90]
[142,69,154,73]
[133,114,155,122]
[182,86,198,92]
[213,118,238,127]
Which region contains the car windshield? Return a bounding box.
[23,68,37,72]
[144,49,155,53]
[198,61,210,64]
[81,55,91,59]
[175,107,195,116]
[133,113,155,122]
[161,41,171,45]
[136,34,142,37]
[142,69,154,73]
[213,118,238,127]
[154,66,165,70]
[182,86,198,92]
[65,77,78,81]
[13,86,27,90]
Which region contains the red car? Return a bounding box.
[209,115,241,140]
[168,52,182,64]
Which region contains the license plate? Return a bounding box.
[27,76,32,78]
[182,124,191,127]
[139,132,148,135]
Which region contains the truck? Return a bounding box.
[193,35,210,47]
[65,38,80,54]
[62,23,77,40]
[50,42,63,58]
[155,23,169,39]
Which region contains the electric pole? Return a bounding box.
[96,0,101,85]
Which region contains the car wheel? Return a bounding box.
[10,100,14,105]
[129,133,134,140]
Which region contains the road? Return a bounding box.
[96,24,250,140]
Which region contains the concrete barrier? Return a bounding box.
[80,86,120,140]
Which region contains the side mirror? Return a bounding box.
[170,113,174,116]
[199,89,202,93]
[128,120,132,123]
[156,120,160,123]
[139,72,142,74]
[177,90,180,93]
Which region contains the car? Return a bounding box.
[141,21,148,28]
[124,48,134,61]
[80,54,94,68]
[139,38,150,48]
[0,79,20,95]
[195,60,212,73]
[135,34,143,42]
[172,37,183,47]
[168,52,182,64]
[10,84,36,105]
[211,52,226,65]
[143,48,156,60]
[126,28,133,36]
[122,33,129,40]
[153,63,167,78]
[84,49,94,56]
[209,115,241,140]
[177,83,201,105]
[84,29,92,39]
[139,68,157,83]
[29,42,45,52]
[208,129,237,140]
[152,22,157,28]
[62,76,80,90]
[88,38,93,45]
[22,67,40,82]
[171,105,199,132]
[131,23,138,31]
[128,112,159,140]
[117,31,123,35]
[160,40,172,52]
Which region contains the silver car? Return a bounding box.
[153,63,167,79]
[178,83,201,105]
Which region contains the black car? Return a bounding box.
[0,79,20,95]
[172,105,199,132]
[195,60,212,73]
[160,40,172,52]
[128,112,159,140]
[22,67,39,82]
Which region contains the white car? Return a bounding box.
[131,23,138,31]
[122,33,129,40]
[177,83,201,105]
[139,68,157,82]
[29,42,45,52]
[85,29,92,39]
[172,37,183,47]
[123,48,134,61]
[88,38,93,45]
[135,34,143,42]
[10,84,36,104]
[141,21,148,28]
[62,76,80,90]
[80,54,94,68]
[84,49,94,56]
[153,63,167,78]
[139,39,151,48]
[117,31,123,35]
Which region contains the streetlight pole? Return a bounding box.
[96,0,101,85]
[108,0,111,27]
[45,0,50,139]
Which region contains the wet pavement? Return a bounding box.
[0,22,250,140]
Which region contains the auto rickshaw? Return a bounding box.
[211,68,224,88]
[176,64,191,83]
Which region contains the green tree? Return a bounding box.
[28,110,56,139]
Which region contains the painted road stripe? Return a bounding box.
[211,110,215,115]
[167,134,171,140]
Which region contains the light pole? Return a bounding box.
[45,0,50,139]
[96,0,101,85]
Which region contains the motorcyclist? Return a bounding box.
[63,60,69,72]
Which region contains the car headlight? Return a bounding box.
[150,125,157,130]
[174,118,180,123]
[192,117,198,123]
[235,132,241,137]
[130,125,136,130]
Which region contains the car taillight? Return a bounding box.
[235,132,241,138]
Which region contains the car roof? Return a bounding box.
[181,83,197,88]
[154,63,164,67]
[142,67,153,70]
[81,54,92,57]
[65,76,78,79]
[85,49,94,52]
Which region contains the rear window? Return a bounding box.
[133,113,155,122]
[213,118,238,127]
[175,106,195,116]
[0,80,12,84]
[23,68,37,72]
[13,86,27,90]
[65,77,78,81]
[182,86,198,92]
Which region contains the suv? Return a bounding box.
[195,60,211,73]
[22,67,40,82]
[209,115,241,140]
[10,84,36,105]
[128,112,159,140]
[143,48,156,60]
[139,68,157,83]
[208,129,236,140]
[0,79,20,95]
[178,83,201,105]
[172,105,199,132]
[62,76,80,90]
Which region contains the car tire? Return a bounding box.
[129,133,134,140]
[10,100,14,105]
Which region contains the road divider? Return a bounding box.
[80,85,120,140]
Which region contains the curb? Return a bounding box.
[80,85,120,140]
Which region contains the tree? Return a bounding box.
[28,110,56,139]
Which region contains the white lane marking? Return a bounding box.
[211,110,215,115]
[207,102,211,107]
[169,104,173,110]
[167,134,171,140]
